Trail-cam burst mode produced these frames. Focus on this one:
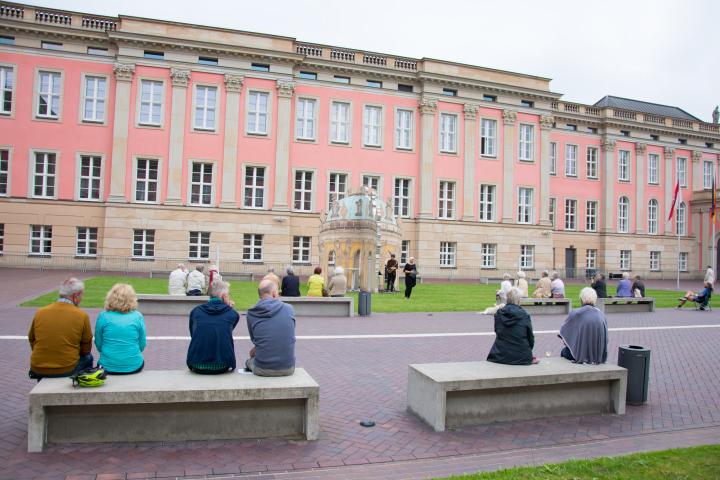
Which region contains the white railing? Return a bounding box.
[363,54,387,66]
[0,4,23,18]
[643,113,665,124]
[296,44,322,57]
[81,16,117,31]
[330,49,355,62]
[394,59,417,70]
[672,118,693,129]
[35,9,71,25]
[613,109,637,120]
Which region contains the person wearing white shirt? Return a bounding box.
[186,265,206,296]
[705,265,715,285]
[168,264,188,295]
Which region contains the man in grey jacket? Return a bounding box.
[245,279,296,376]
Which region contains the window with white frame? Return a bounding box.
[190,162,213,205]
[678,252,688,272]
[647,199,658,234]
[0,223,3,253]
[0,149,8,196]
[549,197,556,228]
[440,241,456,267]
[82,75,106,123]
[564,199,577,230]
[648,153,659,184]
[328,173,347,207]
[703,161,714,189]
[649,251,661,271]
[479,184,495,221]
[400,240,410,265]
[247,91,269,134]
[565,144,577,176]
[193,85,217,131]
[549,142,557,175]
[78,155,101,200]
[138,79,162,126]
[394,178,411,217]
[481,118,497,157]
[520,245,534,269]
[293,236,311,263]
[189,231,210,260]
[586,147,598,179]
[439,113,458,153]
[32,152,56,198]
[586,249,597,269]
[293,170,313,211]
[76,227,97,257]
[676,202,687,235]
[37,71,61,118]
[620,250,631,270]
[617,196,629,233]
[30,225,52,255]
[482,243,497,268]
[328,250,336,266]
[677,157,687,187]
[517,187,534,224]
[243,233,263,262]
[363,105,382,147]
[0,66,13,115]
[243,166,265,208]
[135,158,159,203]
[132,229,155,258]
[518,124,534,161]
[395,109,413,150]
[296,98,316,140]
[585,200,597,232]
[438,181,455,219]
[618,150,630,181]
[362,175,380,193]
[330,101,350,144]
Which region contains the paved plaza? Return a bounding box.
[1,269,719,480]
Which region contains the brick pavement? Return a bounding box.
[0,268,718,480]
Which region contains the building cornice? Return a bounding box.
[417,72,562,101]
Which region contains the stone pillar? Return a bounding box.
[664,147,674,235]
[165,68,190,205]
[501,110,517,223]
[462,103,478,221]
[635,143,646,234]
[220,74,243,208]
[418,97,437,219]
[601,137,616,233]
[692,150,703,192]
[539,115,554,226]
[107,63,135,203]
[273,80,294,211]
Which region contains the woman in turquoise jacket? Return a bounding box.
[95,283,147,374]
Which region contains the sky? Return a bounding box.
[27,0,719,122]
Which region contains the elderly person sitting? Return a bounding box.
[514,271,529,298]
[186,264,205,296]
[168,263,187,295]
[550,271,565,298]
[487,288,535,365]
[499,273,512,295]
[328,266,348,297]
[533,270,552,298]
[591,272,608,299]
[677,281,713,309]
[616,272,633,297]
[95,284,147,375]
[280,267,301,297]
[559,287,608,364]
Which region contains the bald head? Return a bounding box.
[258,279,278,299]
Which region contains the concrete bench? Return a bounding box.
[280,296,354,317]
[596,297,655,313]
[28,369,319,452]
[407,357,627,432]
[137,294,208,315]
[519,297,572,315]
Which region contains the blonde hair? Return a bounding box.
[104,283,138,313]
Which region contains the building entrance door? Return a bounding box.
[565,248,577,279]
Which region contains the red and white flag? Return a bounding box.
[667,180,682,222]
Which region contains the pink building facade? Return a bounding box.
[0,2,719,279]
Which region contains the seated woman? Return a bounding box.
[591,272,607,299]
[677,281,713,309]
[559,287,608,364]
[307,267,325,297]
[328,266,347,297]
[615,272,633,297]
[94,283,147,375]
[487,288,535,365]
[514,271,529,298]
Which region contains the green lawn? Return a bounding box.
[436,444,720,479]
[21,276,689,311]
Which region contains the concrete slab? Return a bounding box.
[597,297,655,313]
[137,294,208,315]
[280,296,355,317]
[520,298,572,315]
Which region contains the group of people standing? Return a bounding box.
[384,254,418,299]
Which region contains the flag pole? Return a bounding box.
[677,226,680,291]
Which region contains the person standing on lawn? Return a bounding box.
[403,257,418,299]
[385,254,399,292]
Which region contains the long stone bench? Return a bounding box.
[519,297,572,315]
[596,297,655,313]
[28,369,320,452]
[280,296,355,317]
[137,294,208,315]
[407,357,627,432]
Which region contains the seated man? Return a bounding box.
[487,288,535,365]
[186,280,239,374]
[280,267,301,297]
[559,287,608,364]
[186,264,205,296]
[262,268,281,290]
[28,277,93,379]
[615,272,633,297]
[246,279,296,377]
[590,272,608,299]
[168,263,187,295]
[631,275,645,298]
[677,281,713,309]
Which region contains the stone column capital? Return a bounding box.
[635,142,647,154]
[539,115,554,130]
[276,80,295,98]
[170,68,191,88]
[502,109,517,125]
[419,98,437,115]
[664,146,675,160]
[601,137,616,152]
[224,74,244,93]
[692,150,703,162]
[112,63,135,82]
[463,103,479,120]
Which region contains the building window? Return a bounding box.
[650,251,661,271]
[442,88,457,96]
[677,157,687,187]
[395,109,413,150]
[334,75,350,84]
[618,150,630,181]
[363,175,380,193]
[328,172,347,207]
[440,242,456,268]
[366,80,382,88]
[479,184,495,222]
[193,85,217,131]
[198,56,218,66]
[30,225,52,256]
[648,153,659,184]
[0,223,3,253]
[244,166,265,208]
[293,236,311,263]
[296,98,316,140]
[438,181,455,219]
[517,187,534,224]
[676,202,687,236]
[135,158,159,203]
[133,229,155,258]
[620,250,631,270]
[588,127,598,134]
[363,105,382,147]
[82,76,106,123]
[482,243,497,268]
[549,142,557,175]
[143,51,164,60]
[400,240,410,265]
[0,66,14,115]
[480,119,497,157]
[293,170,313,211]
[565,124,577,131]
[243,234,263,262]
[0,35,14,45]
[138,79,163,126]
[650,134,659,141]
[564,199,577,230]
[564,144,577,177]
[703,161,714,189]
[76,227,98,257]
[37,71,61,119]
[549,197,556,228]
[251,63,270,72]
[706,142,714,149]
[647,199,658,234]
[394,178,411,217]
[87,47,108,56]
[298,71,317,80]
[520,100,534,108]
[617,196,629,233]
[585,200,597,232]
[398,84,413,92]
[678,252,688,272]
[41,41,63,50]
[586,147,598,179]
[483,94,497,102]
[620,130,630,137]
[32,152,56,198]
[78,155,102,201]
[439,113,458,153]
[520,245,534,269]
[247,91,269,135]
[518,124,534,161]
[190,162,213,205]
[586,249,597,269]
[0,149,9,196]
[678,138,687,145]
[189,231,210,260]
[330,101,350,144]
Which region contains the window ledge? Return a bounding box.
[131,257,155,262]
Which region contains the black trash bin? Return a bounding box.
[618,345,650,405]
[358,291,371,316]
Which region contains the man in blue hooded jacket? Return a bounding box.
[245,279,296,376]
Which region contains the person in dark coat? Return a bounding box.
[559,287,608,364]
[487,288,535,365]
[186,280,239,374]
[385,254,399,292]
[403,257,417,299]
[631,275,645,298]
[591,272,607,298]
[280,267,301,297]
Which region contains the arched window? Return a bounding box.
[617,196,629,233]
[676,202,687,236]
[647,199,658,234]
